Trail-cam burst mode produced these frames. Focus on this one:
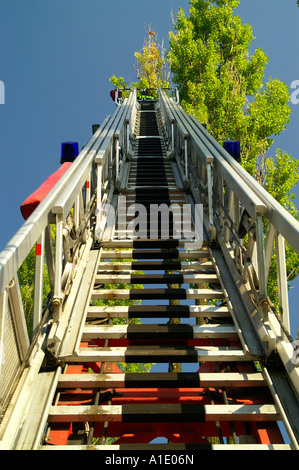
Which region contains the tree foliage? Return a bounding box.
[134,27,170,96]
[110,26,170,98]
[168,0,292,176]
[167,0,299,311]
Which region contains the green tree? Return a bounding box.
[168,0,291,176]
[133,27,170,97]
[168,0,299,312]
[110,27,170,98]
[109,75,131,99]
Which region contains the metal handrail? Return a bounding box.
[189,115,299,254]
[0,115,112,297]
[158,88,298,338]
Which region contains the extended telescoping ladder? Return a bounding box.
[0,89,299,450]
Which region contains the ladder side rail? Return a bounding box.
[182,111,299,393]
[159,91,189,183]
[52,93,132,233]
[0,277,30,420]
[114,94,132,182]
[95,94,132,192]
[160,90,214,233]
[160,91,267,238]
[125,88,138,159]
[128,88,138,138]
[161,93,259,250]
[124,89,138,166]
[161,91,212,163]
[95,92,137,236]
[214,184,299,394]
[159,90,189,182]
[51,91,137,298]
[52,101,127,220]
[175,106,293,314]
[0,114,112,298]
[51,98,132,312]
[33,232,45,334]
[114,89,135,138]
[0,107,118,419]
[52,147,99,222]
[163,92,269,264]
[166,93,267,220]
[0,115,113,409]
[160,90,270,318]
[172,98,270,318]
[157,89,175,155]
[159,92,299,395]
[189,115,299,254]
[115,90,137,186]
[187,114,297,336]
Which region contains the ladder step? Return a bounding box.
[136,135,164,139]
[72,346,258,363]
[95,273,218,285]
[48,403,280,423]
[130,169,173,174]
[91,288,224,300]
[57,371,267,389]
[127,185,178,190]
[129,178,172,183]
[101,249,210,259]
[87,304,230,319]
[126,187,182,194]
[97,260,213,271]
[129,173,174,178]
[119,239,180,248]
[82,324,237,340]
[130,165,173,170]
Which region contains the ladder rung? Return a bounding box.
[72,346,258,363]
[101,249,210,259]
[87,304,230,319]
[82,324,237,340]
[136,135,164,139]
[91,288,224,301]
[48,403,280,423]
[127,185,178,190]
[96,260,213,271]
[57,371,267,389]
[105,239,180,248]
[95,273,218,284]
[130,165,173,169]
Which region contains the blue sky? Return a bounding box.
[0,0,298,338]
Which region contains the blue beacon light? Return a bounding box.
[223,140,241,163]
[60,142,79,164]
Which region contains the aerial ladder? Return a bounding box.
[0,88,299,451]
